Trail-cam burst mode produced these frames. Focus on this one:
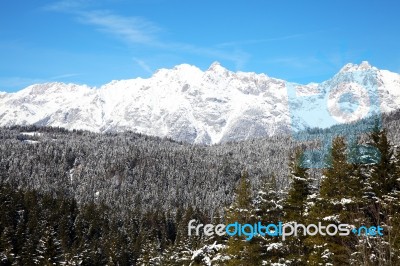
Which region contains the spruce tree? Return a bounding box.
[163,206,200,265]
[282,149,314,265]
[253,175,285,265]
[306,137,362,265]
[0,226,15,265]
[368,127,397,200]
[362,126,400,265]
[224,171,260,265]
[36,225,63,266]
[284,149,313,223]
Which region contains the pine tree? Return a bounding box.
[0,226,15,265]
[253,175,285,265]
[224,171,260,265]
[282,149,314,265]
[167,206,203,265]
[306,137,362,265]
[36,225,63,265]
[361,126,400,265]
[391,149,400,264]
[284,149,314,223]
[367,126,397,204]
[136,236,161,266]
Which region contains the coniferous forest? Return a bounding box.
[1,111,400,265]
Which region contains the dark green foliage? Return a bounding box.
[0,184,162,265]
[224,172,261,265]
[1,112,400,264]
[253,176,285,265]
[282,149,314,265]
[368,126,397,199]
[284,149,314,223]
[306,137,362,265]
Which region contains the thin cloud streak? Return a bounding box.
[215,29,329,49]
[133,58,153,75]
[44,2,250,69]
[43,0,91,12]
[78,10,161,46]
[44,1,160,46]
[215,34,306,48]
[77,10,249,67]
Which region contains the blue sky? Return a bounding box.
[1,0,399,92]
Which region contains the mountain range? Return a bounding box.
[1,61,399,144]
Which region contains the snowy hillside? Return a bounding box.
[1,61,399,144]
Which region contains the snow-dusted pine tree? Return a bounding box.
[306,137,362,265]
[224,171,261,265]
[282,149,315,265]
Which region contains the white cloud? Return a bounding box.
[215,34,305,48]
[78,10,161,46]
[133,57,153,75]
[43,0,90,12]
[44,3,250,69]
[48,73,81,80]
[77,9,249,69]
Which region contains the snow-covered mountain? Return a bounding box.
[1,61,399,144]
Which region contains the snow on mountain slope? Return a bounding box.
[0,61,399,144]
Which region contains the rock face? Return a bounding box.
[0,61,399,144]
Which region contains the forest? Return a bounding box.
[1,110,400,265]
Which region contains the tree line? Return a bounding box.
[1,123,399,265]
